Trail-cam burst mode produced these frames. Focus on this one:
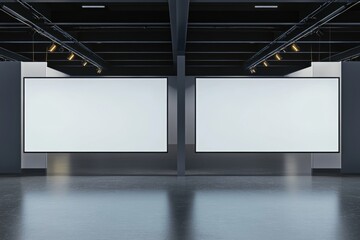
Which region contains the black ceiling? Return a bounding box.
[0,1,360,76]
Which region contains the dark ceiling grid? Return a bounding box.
[0,1,359,75]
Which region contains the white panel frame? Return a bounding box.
[195,77,340,153]
[24,77,168,153]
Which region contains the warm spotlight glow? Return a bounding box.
[96,68,102,74]
[275,53,282,61]
[291,43,300,52]
[48,43,57,52]
[250,68,256,74]
[82,61,88,67]
[67,52,75,61]
[263,61,269,67]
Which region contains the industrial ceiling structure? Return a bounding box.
[0,0,359,76]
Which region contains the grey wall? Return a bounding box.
[287,62,342,169]
[46,76,177,175]
[311,62,342,169]
[21,62,47,169]
[0,62,21,174]
[21,63,70,169]
[341,62,360,174]
[0,60,312,175]
[185,76,311,175]
[48,75,312,175]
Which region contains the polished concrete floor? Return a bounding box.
[0,176,360,240]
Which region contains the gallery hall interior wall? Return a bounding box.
[21,62,69,169]
[286,62,342,169]
[185,76,312,175]
[46,76,177,175]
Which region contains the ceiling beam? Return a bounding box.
[168,0,189,68]
[244,0,360,71]
[1,0,107,70]
[0,46,30,61]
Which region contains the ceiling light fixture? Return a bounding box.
[96,68,102,74]
[48,43,57,52]
[82,5,105,9]
[254,5,278,9]
[82,60,88,67]
[67,52,75,61]
[250,68,256,74]
[291,43,300,52]
[263,61,269,67]
[275,53,283,61]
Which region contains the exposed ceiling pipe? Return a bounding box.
[323,45,360,62]
[0,46,30,61]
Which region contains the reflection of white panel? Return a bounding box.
[23,191,168,240]
[194,191,338,240]
[196,78,339,152]
[25,78,167,152]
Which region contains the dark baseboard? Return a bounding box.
[22,169,47,176]
[312,169,341,176]
[0,172,21,176]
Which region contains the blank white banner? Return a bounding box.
[24,78,167,152]
[196,78,339,152]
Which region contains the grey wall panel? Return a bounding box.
[47,145,177,175]
[341,62,360,174]
[312,62,342,169]
[47,77,177,175]
[186,145,311,175]
[185,77,312,175]
[0,62,21,174]
[44,75,311,175]
[286,62,342,169]
[21,62,48,169]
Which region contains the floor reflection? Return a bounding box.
[0,176,359,240]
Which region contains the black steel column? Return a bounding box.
[342,62,360,174]
[0,62,21,174]
[177,56,186,175]
[169,0,189,176]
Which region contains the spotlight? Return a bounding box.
[250,68,256,74]
[82,60,88,67]
[67,52,75,61]
[96,68,102,74]
[263,61,269,67]
[291,43,300,52]
[48,43,57,52]
[275,53,282,61]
